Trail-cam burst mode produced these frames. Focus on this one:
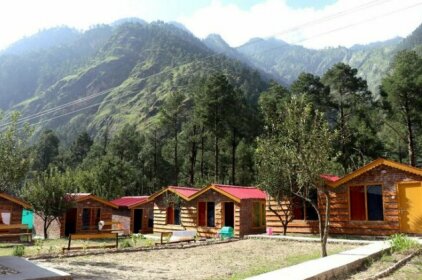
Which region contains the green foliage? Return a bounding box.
[256,94,335,255]
[381,50,422,166]
[35,239,44,254]
[0,112,33,194]
[22,168,76,239]
[389,234,420,252]
[322,63,382,172]
[32,130,60,171]
[12,245,25,257]
[120,239,133,249]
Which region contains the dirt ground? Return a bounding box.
[35,239,355,280]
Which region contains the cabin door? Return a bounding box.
[133,209,143,233]
[398,182,422,234]
[224,202,235,228]
[65,208,77,236]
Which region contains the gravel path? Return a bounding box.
[35,239,355,280]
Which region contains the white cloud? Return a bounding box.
[0,0,164,50]
[179,0,422,49]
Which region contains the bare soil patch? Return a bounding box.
[35,239,355,280]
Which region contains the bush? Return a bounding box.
[13,245,25,256]
[120,239,133,249]
[389,234,420,252]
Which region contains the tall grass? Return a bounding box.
[389,234,420,252]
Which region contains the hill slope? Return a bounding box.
[1,22,267,141]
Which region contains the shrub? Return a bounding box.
[130,233,144,246]
[13,245,25,256]
[389,234,420,252]
[120,239,133,249]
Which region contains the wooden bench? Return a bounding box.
[103,221,128,236]
[0,224,32,242]
[156,230,197,245]
[62,232,119,252]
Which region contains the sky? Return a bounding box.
[0,0,421,50]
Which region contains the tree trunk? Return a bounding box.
[405,107,416,166]
[43,218,49,240]
[215,134,219,182]
[153,129,158,189]
[189,125,198,185]
[174,125,178,185]
[320,191,330,257]
[200,126,205,181]
[231,128,236,185]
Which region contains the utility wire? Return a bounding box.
[0,0,397,128]
[1,0,414,130]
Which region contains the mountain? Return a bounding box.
[1,27,81,55]
[0,19,421,142]
[398,23,422,55]
[0,22,267,142]
[0,25,113,109]
[237,36,401,94]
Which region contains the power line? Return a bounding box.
[0,0,396,128]
[1,0,412,131]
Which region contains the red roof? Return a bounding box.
[110,196,149,207]
[320,174,341,182]
[168,186,199,198]
[213,184,266,200]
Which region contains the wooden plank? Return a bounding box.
[0,224,28,230]
[70,233,117,240]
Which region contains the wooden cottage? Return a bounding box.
[187,184,267,237]
[34,193,118,238]
[111,196,154,234]
[0,193,32,240]
[325,158,422,236]
[266,158,422,236]
[149,186,200,234]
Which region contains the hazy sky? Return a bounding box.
[0,0,421,50]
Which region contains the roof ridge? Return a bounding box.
[214,184,259,189]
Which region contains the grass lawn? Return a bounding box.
[0,236,153,257]
[34,239,356,280]
[347,250,422,280]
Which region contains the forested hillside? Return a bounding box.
[0,19,421,201]
[0,22,265,141]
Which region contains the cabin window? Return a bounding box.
[0,210,11,225]
[292,196,304,220]
[292,191,318,221]
[253,201,266,227]
[82,208,101,230]
[197,202,215,227]
[207,202,215,227]
[148,208,154,228]
[350,185,383,221]
[166,205,181,225]
[174,207,181,225]
[367,185,384,221]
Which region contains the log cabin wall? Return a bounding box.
[112,208,131,233]
[239,199,267,236]
[130,202,154,234]
[0,196,23,228]
[153,193,191,233]
[61,198,114,236]
[266,165,422,236]
[266,196,318,235]
[324,165,422,236]
[0,196,25,241]
[188,190,241,237]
